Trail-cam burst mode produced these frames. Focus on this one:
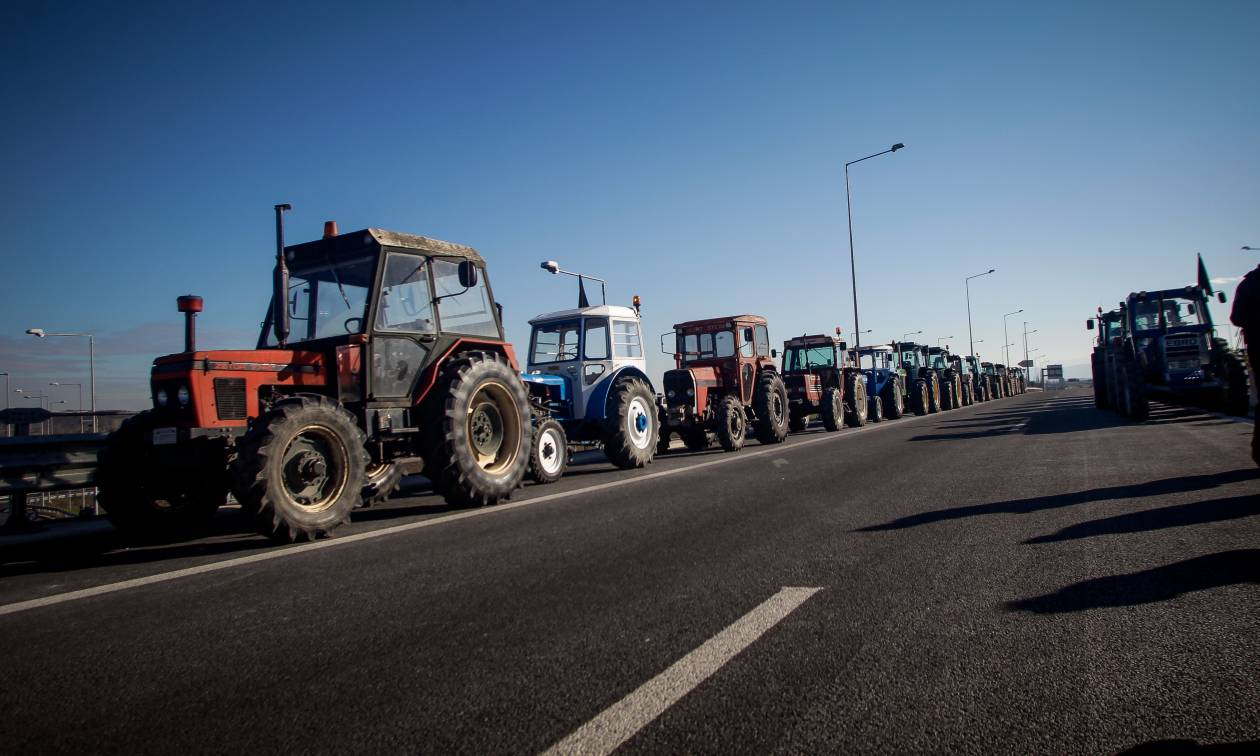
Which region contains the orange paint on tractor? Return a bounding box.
[152,349,327,428]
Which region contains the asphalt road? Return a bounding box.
[1,388,1257,754]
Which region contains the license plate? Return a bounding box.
[152,427,177,445]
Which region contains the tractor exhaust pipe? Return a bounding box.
[177,295,203,352]
[272,203,292,346]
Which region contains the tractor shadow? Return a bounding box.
[1003,549,1260,613]
[1118,739,1260,754]
[1024,493,1260,544]
[854,468,1260,532]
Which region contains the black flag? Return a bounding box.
[578,275,590,308]
[1197,254,1213,295]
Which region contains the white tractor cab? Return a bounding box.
[519,268,660,483]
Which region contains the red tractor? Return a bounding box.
[96,206,531,542]
[658,315,789,452]
[780,331,870,431]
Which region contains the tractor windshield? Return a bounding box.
[1161,295,1206,329]
[531,320,581,364]
[432,258,499,338]
[784,345,835,371]
[269,254,374,344]
[678,329,736,363]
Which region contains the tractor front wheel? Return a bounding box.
[845,374,869,427]
[1223,352,1251,417]
[869,395,884,422]
[682,426,710,452]
[715,395,747,452]
[97,411,227,541]
[231,395,366,542]
[882,377,905,419]
[821,387,844,431]
[603,378,659,469]
[912,379,930,416]
[788,412,807,432]
[927,374,942,413]
[751,372,789,445]
[529,418,569,484]
[361,462,404,507]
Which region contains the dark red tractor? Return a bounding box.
[780,331,869,431]
[97,205,531,542]
[658,315,789,452]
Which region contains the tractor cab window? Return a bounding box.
[376,253,435,334]
[613,320,642,358]
[584,318,609,360]
[753,325,770,357]
[432,258,498,338]
[679,330,734,363]
[532,320,580,364]
[1162,296,1205,328]
[785,345,835,371]
[272,254,374,344]
[1132,299,1162,332]
[718,330,738,358]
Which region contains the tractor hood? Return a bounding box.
[153,349,326,377]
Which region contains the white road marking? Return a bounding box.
[772,458,789,468]
[542,586,821,756]
[0,403,952,617]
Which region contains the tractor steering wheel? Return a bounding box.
[344,316,364,334]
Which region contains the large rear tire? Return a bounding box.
[821,387,844,431]
[423,351,530,507]
[528,418,568,484]
[714,395,747,452]
[97,411,228,541]
[603,378,659,469]
[1223,352,1251,417]
[752,371,789,445]
[881,376,905,419]
[926,373,942,413]
[1123,364,1149,422]
[912,379,930,416]
[361,462,404,507]
[231,395,366,542]
[845,374,869,427]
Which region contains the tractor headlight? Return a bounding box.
[686,387,695,397]
[155,389,169,407]
[667,389,676,398]
[177,385,190,406]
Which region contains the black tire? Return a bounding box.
[657,429,674,455]
[603,378,659,469]
[941,377,956,411]
[231,395,366,542]
[714,395,747,452]
[1123,364,1149,422]
[96,410,228,541]
[1223,352,1251,417]
[881,376,905,419]
[912,379,930,416]
[845,374,869,427]
[869,395,884,423]
[682,426,710,451]
[962,382,974,407]
[751,371,789,445]
[361,461,404,507]
[423,351,530,507]
[789,412,807,432]
[926,373,942,413]
[528,418,568,484]
[821,386,844,432]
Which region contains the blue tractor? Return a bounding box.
[519,265,660,483]
[853,344,908,419]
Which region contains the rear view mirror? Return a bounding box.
[1086,319,1095,330]
[1219,292,1227,304]
[457,260,479,288]
[771,348,778,358]
[743,327,754,342]
[660,332,677,355]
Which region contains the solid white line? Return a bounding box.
[0,402,953,618]
[541,586,822,756]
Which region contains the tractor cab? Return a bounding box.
[927,346,952,371]
[664,315,776,408]
[1124,287,1221,387]
[780,333,865,429]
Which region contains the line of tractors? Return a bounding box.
[1087,268,1249,422]
[94,212,1029,544]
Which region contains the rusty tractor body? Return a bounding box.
[659,315,788,452]
[781,333,869,431]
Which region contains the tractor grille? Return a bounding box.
[214,378,247,420]
[1164,335,1204,371]
[663,370,695,406]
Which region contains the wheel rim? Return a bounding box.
[728,407,744,439]
[537,426,564,475]
[466,381,522,474]
[626,396,653,449]
[771,390,784,423]
[281,424,349,512]
[365,462,394,486]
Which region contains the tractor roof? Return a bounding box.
[286,228,485,266]
[528,304,639,324]
[855,345,893,354]
[1125,286,1204,302]
[783,334,843,348]
[673,315,767,331]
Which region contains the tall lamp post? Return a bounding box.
[1023,323,1038,366]
[845,142,905,351]
[26,329,95,432]
[1002,310,1023,367]
[51,382,83,432]
[965,269,995,357]
[901,330,922,345]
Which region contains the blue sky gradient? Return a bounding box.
[1,0,1257,408]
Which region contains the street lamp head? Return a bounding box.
[891,143,905,152]
[540,261,560,274]
[26,328,45,338]
[1244,246,1256,251]
[987,268,995,274]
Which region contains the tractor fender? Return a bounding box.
[585,365,653,421]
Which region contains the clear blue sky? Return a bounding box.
[1,0,1257,409]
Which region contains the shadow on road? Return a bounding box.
[1024,493,1260,544]
[1003,549,1260,613]
[854,469,1260,532]
[1119,739,1260,754]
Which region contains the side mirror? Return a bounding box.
[1187,304,1197,315]
[660,332,677,355]
[1219,292,1227,304]
[771,348,778,359]
[1086,319,1095,330]
[743,327,754,342]
[837,341,847,351]
[458,260,479,288]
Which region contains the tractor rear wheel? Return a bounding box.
[752,372,789,445]
[1122,364,1149,422]
[1223,352,1251,417]
[682,426,710,452]
[821,387,844,431]
[604,378,659,468]
[912,379,930,416]
[715,395,747,452]
[882,377,905,419]
[941,379,956,411]
[845,375,869,427]
[424,351,531,507]
[927,374,942,413]
[361,462,404,507]
[528,418,568,484]
[231,395,366,542]
[96,410,228,541]
[869,395,884,423]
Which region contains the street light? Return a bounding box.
[937,336,953,348]
[26,329,95,432]
[845,142,905,351]
[965,269,996,357]
[902,330,922,342]
[1243,246,1257,251]
[539,261,606,305]
[1023,323,1038,366]
[1002,310,1023,367]
[51,382,83,432]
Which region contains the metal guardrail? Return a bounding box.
[0,433,106,496]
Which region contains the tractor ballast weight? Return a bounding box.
[96,212,531,543]
[659,315,789,452]
[780,332,870,431]
[521,302,660,479]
